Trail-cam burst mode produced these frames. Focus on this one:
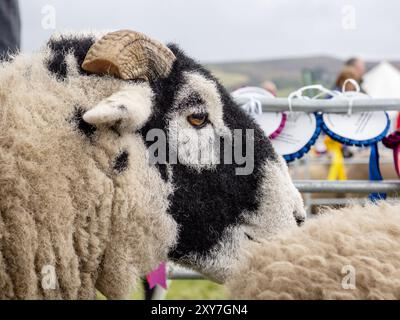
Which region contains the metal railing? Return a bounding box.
[294,180,400,193]
[232,97,400,113]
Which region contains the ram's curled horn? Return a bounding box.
[82,30,176,81]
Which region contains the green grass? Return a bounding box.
[165,280,228,300]
[208,68,250,89]
[96,280,229,300]
[277,87,298,97]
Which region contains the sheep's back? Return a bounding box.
[229,203,400,300]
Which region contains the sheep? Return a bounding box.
[0,29,305,299]
[228,202,400,299]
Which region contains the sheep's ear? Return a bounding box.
[83,85,153,132]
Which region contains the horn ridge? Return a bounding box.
[82,30,176,81]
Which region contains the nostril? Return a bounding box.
[244,232,261,244]
[245,233,254,241]
[295,214,305,227]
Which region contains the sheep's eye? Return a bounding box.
[187,113,208,128]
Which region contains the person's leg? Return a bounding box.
[142,278,156,300]
[0,0,21,59]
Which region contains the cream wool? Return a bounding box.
[228,203,400,300]
[0,48,177,299]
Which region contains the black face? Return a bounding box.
[139,45,279,261]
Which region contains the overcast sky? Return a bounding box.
[20,0,400,63]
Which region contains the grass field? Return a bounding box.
[209,68,250,89]
[97,280,228,300]
[165,280,228,300]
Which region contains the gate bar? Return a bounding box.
[232,97,400,113]
[294,180,400,193]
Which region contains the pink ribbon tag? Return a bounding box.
[395,145,400,178]
[146,262,167,289]
[383,131,400,178]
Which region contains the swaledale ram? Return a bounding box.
[0,30,305,299]
[228,203,400,300]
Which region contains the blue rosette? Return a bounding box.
[322,113,390,147]
[271,113,323,163]
[321,92,391,201]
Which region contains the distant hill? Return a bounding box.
[206,56,400,96]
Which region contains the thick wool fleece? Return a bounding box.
[0,44,177,299]
[228,203,400,300]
